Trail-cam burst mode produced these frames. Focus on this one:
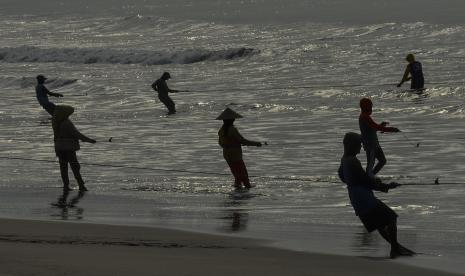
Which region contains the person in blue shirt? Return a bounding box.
[397,54,424,90]
[35,75,63,115]
[338,132,415,258]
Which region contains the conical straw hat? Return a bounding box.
[215,107,243,120]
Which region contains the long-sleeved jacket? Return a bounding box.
[54,119,93,152]
[53,106,93,152]
[338,155,389,216]
[218,126,259,163]
[152,78,169,96]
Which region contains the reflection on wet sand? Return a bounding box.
[219,194,251,232]
[51,190,86,220]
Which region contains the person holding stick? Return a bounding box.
[397,54,424,90]
[338,132,415,258]
[151,72,179,115]
[52,105,96,191]
[359,98,399,178]
[35,75,63,115]
[217,108,262,190]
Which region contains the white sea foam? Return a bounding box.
[1,6,465,273]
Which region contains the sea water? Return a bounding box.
[1,0,465,273]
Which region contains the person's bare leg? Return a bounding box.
[58,156,71,191]
[378,221,414,258]
[372,147,386,176]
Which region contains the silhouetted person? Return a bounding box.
[35,75,63,115]
[338,132,415,259]
[359,98,399,177]
[52,105,96,191]
[397,54,424,90]
[152,72,179,115]
[217,108,262,190]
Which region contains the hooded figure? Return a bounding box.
[359,98,399,177]
[397,53,424,90]
[52,105,96,191]
[338,132,414,259]
[217,108,262,190]
[151,72,179,115]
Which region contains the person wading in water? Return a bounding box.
[217,108,262,190]
[397,54,424,91]
[151,72,179,115]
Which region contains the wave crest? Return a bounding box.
[0,46,256,65]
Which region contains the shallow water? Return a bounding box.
[1,1,465,274]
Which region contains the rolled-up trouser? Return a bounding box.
[226,159,250,189]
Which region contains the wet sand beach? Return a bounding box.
[0,218,461,276]
[2,0,465,275]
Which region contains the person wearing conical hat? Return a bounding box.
[338,132,415,258]
[217,108,262,190]
[397,54,424,90]
[52,105,96,191]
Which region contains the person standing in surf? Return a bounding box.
[52,105,96,191]
[359,98,400,178]
[397,54,424,90]
[35,75,63,115]
[151,72,179,115]
[338,132,415,259]
[217,108,262,190]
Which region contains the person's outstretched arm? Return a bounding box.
[344,157,395,192]
[397,65,412,87]
[361,114,400,133]
[168,87,179,93]
[45,86,63,97]
[67,121,96,144]
[231,127,262,147]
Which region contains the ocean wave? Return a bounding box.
[0,76,78,89]
[0,46,256,65]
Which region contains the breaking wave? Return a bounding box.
[0,46,256,65]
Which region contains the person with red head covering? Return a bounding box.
[359,98,400,177]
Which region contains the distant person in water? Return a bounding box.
[397,54,424,90]
[35,75,63,115]
[359,98,399,178]
[52,105,96,191]
[152,72,179,115]
[338,132,415,259]
[217,108,262,190]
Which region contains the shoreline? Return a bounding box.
[0,218,462,276]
